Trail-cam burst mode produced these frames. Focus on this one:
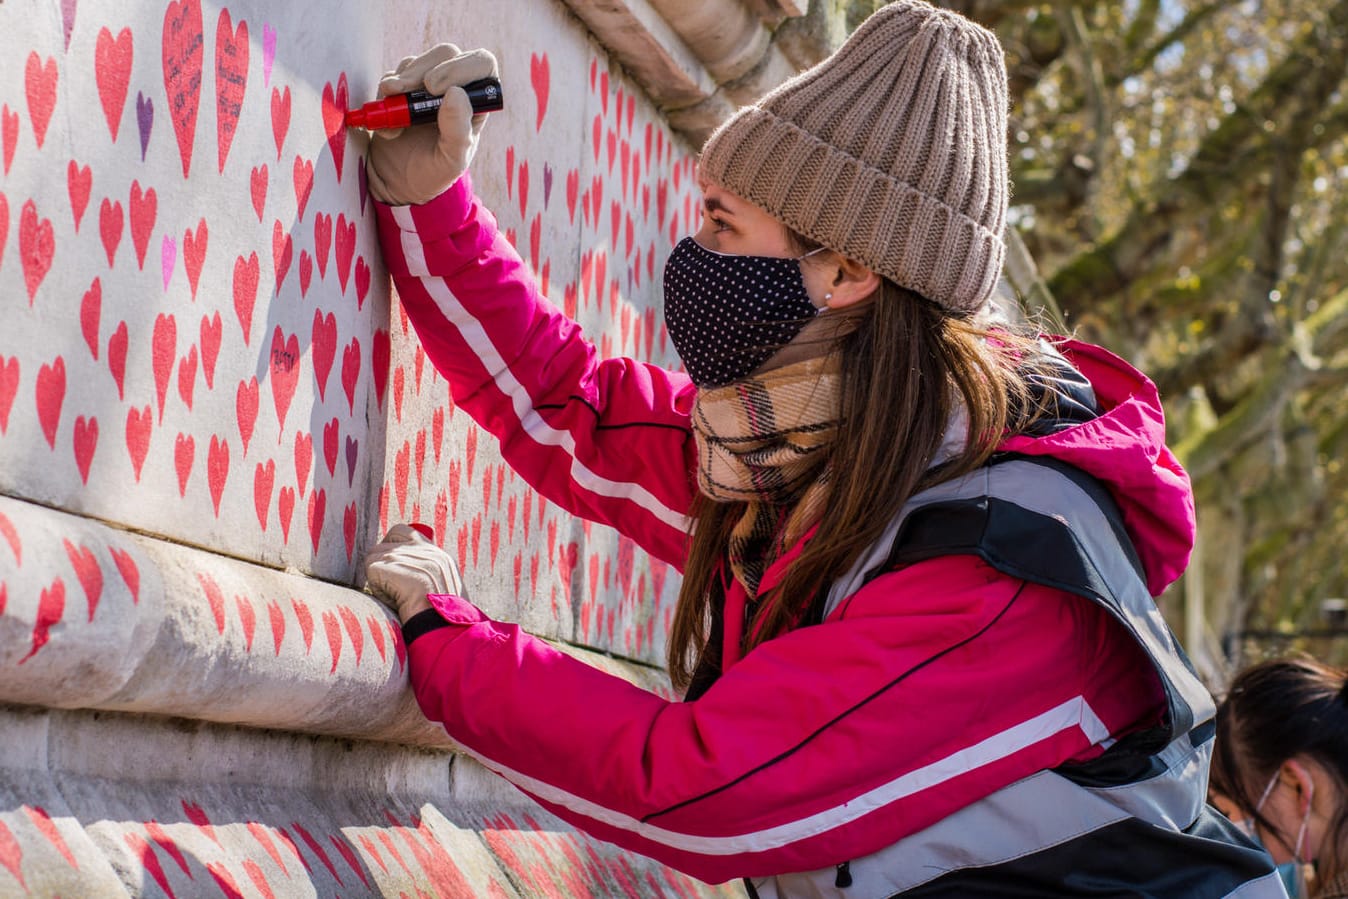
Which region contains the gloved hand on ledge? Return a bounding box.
[362,523,467,624]
[362,43,498,206]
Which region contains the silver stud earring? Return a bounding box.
[823,292,833,302]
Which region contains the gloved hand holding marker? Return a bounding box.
[350,44,500,206]
[345,77,503,130]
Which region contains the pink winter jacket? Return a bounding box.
[373,176,1192,884]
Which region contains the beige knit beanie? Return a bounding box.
[698,0,1009,315]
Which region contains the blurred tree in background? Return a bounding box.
[805,1,1348,678]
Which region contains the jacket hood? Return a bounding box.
[999,339,1195,596]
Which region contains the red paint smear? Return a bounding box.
[206,861,245,899]
[125,833,175,898]
[24,806,77,868]
[330,836,370,889]
[242,858,275,899]
[19,578,64,664]
[247,822,288,875]
[0,819,27,890]
[375,830,412,878]
[356,834,387,874]
[0,509,21,564]
[181,798,218,844]
[274,827,310,873]
[291,822,340,885]
[145,820,193,879]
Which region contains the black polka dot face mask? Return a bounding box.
[662,237,824,388]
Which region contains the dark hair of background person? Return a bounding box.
[1212,656,1348,893]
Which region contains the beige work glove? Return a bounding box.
[363,44,498,206]
[363,524,467,623]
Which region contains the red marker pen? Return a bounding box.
[345,77,503,130]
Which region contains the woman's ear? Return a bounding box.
[823,257,881,310]
[1283,758,1317,815]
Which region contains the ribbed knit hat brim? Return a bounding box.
[698,0,1010,315]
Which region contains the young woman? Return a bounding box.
[1212,657,1348,898]
[359,2,1281,894]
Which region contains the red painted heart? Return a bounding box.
[161,0,204,177]
[67,160,92,232]
[213,9,249,173]
[24,53,58,149]
[125,405,152,481]
[19,200,55,304]
[320,74,348,182]
[95,27,134,142]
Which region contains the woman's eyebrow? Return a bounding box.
[703,196,734,216]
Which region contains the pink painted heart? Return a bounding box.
[20,200,55,304]
[35,356,66,449]
[207,434,230,516]
[233,252,259,343]
[129,180,157,270]
[161,0,204,177]
[214,8,249,173]
[269,326,300,434]
[174,432,194,495]
[72,416,99,485]
[161,235,177,290]
[199,311,221,388]
[95,27,134,142]
[272,86,290,161]
[262,23,277,85]
[126,405,152,482]
[25,53,58,149]
[67,160,92,232]
[320,74,348,181]
[151,312,177,424]
[311,309,337,401]
[183,218,208,300]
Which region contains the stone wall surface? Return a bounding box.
[0,0,797,894]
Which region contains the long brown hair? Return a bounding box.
[1211,656,1348,893]
[667,264,1057,690]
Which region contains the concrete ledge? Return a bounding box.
[0,704,736,897]
[0,495,674,749]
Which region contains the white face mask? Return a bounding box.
[1234,768,1314,899]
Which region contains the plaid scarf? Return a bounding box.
[691,355,841,597]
